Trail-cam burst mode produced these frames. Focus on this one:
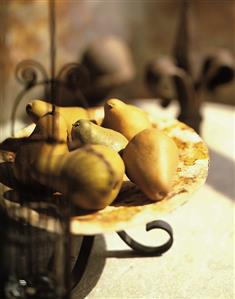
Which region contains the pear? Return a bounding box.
[26,99,53,122]
[13,141,68,186]
[102,98,152,140]
[26,99,102,133]
[71,119,128,152]
[33,144,125,210]
[1,111,68,184]
[122,128,179,200]
[29,141,69,187]
[31,111,68,142]
[0,112,68,153]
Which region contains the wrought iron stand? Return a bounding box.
[69,220,173,291]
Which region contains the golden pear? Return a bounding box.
[33,144,125,210]
[102,98,152,140]
[26,99,102,133]
[30,141,69,187]
[13,141,68,186]
[122,128,179,200]
[0,112,68,153]
[31,111,68,142]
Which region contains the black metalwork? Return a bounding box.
[172,0,202,133]
[70,236,95,290]
[48,0,56,111]
[47,220,173,292]
[11,60,89,136]
[61,221,173,292]
[11,60,49,136]
[117,220,173,256]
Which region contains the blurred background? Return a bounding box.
[0,0,234,127]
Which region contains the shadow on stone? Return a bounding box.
[106,249,163,258]
[206,148,235,200]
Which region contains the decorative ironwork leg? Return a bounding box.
[46,235,95,297]
[117,220,173,255]
[70,236,95,291]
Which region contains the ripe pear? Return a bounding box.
[13,141,68,186]
[26,99,102,133]
[102,98,152,140]
[71,119,128,152]
[0,112,68,153]
[122,128,179,201]
[30,141,69,187]
[33,144,125,210]
[31,111,68,143]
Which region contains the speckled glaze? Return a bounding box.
[0,108,209,235]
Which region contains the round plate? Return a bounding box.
[0,110,209,235]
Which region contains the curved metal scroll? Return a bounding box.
[117,220,173,256]
[11,59,89,136]
[15,59,48,87]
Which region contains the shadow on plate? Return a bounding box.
[112,181,153,207]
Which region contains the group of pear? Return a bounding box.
[6,98,179,210]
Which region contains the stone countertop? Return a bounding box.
[73,101,234,299]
